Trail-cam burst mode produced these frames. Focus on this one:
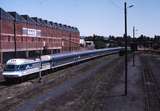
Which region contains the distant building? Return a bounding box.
[84,41,95,49]
[80,36,95,49]
[80,38,86,47]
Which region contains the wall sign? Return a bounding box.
[22,28,41,37]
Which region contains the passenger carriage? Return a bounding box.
[2,47,124,81]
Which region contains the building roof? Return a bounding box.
[8,12,26,23]
[0,8,14,21]
[31,17,43,25]
[38,18,48,26]
[0,7,79,33]
[53,22,59,29]
[44,20,52,27]
[21,15,37,24]
[49,21,56,28]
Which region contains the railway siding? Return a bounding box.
[141,55,160,111]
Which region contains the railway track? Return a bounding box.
[0,80,16,90]
[80,56,124,111]
[141,55,160,111]
[0,54,120,111]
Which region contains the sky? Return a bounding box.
[0,0,160,37]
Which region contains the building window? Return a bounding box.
[8,37,10,42]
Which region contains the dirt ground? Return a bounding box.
[0,53,159,111]
[34,54,144,111]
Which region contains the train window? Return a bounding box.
[4,65,15,71]
[26,64,32,69]
[19,65,26,71]
[32,63,40,68]
[42,61,50,64]
[4,65,19,71]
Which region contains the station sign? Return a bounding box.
[22,28,41,37]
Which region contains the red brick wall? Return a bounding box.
[0,18,80,52]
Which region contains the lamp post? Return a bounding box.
[124,2,134,96]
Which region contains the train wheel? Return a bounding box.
[17,77,24,83]
[4,77,13,83]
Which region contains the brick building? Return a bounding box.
[0,8,80,64]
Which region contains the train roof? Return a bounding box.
[52,47,123,59]
[40,55,52,60]
[6,59,37,65]
[5,47,123,65]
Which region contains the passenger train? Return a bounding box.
[2,47,124,81]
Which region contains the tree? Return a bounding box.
[93,35,106,49]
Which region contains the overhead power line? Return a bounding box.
[107,0,123,10]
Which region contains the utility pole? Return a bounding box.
[124,2,134,96]
[38,50,42,83]
[132,26,135,66]
[69,32,71,52]
[0,15,2,64]
[13,19,17,58]
[124,2,128,96]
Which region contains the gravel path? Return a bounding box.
[34,54,125,111]
[140,54,160,111]
[103,54,145,111]
[34,53,147,111]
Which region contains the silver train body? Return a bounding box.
[2,47,124,80]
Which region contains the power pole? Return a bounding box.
[132,26,135,66]
[13,19,17,58]
[38,51,42,83]
[69,32,71,52]
[124,2,128,96]
[0,15,2,64]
